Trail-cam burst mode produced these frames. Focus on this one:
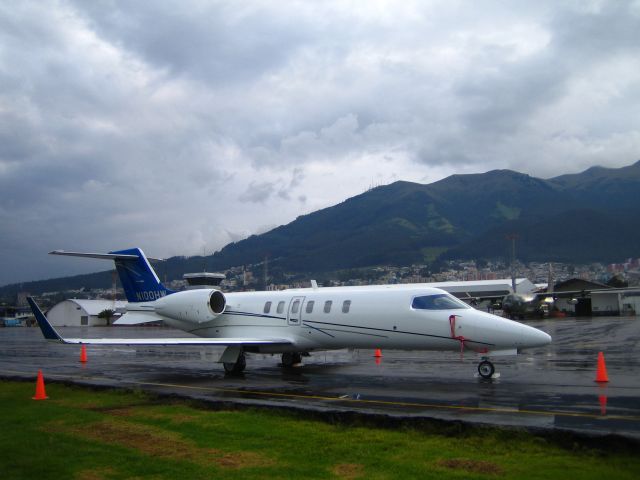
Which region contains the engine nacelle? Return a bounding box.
[154,288,226,323]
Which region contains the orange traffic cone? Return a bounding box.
[595,351,609,383]
[374,348,382,358]
[32,369,48,400]
[80,344,87,363]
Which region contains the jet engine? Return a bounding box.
[154,288,226,323]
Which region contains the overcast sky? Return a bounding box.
[1,1,640,286]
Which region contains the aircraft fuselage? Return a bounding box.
[153,285,551,354]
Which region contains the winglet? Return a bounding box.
[27,297,62,341]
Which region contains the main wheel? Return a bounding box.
[281,352,302,368]
[478,360,495,379]
[223,353,246,374]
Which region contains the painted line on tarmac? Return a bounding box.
[3,369,639,422]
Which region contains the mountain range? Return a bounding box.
[3,160,640,297]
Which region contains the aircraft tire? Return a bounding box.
[281,352,302,368]
[478,360,495,379]
[223,353,246,374]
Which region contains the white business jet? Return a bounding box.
[27,248,551,378]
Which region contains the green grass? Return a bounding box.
[1,380,638,479]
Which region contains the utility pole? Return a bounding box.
[506,234,519,293]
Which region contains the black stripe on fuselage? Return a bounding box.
[302,322,335,338]
[303,323,388,339]
[223,310,287,321]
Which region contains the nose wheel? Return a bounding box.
[477,360,495,379]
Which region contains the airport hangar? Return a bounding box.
[542,278,640,316]
[47,299,127,327]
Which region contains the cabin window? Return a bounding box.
[342,300,351,313]
[80,315,88,326]
[306,300,314,314]
[411,294,470,310]
[277,301,285,314]
[324,300,332,313]
[263,301,272,314]
[291,299,300,314]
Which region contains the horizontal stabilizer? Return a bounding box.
[49,250,162,262]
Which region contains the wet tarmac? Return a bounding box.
[1,316,639,440]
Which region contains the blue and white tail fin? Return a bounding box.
[49,247,174,303]
[109,248,174,302]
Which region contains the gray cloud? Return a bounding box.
[1,0,640,285]
[239,181,277,203]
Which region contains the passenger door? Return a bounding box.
[287,296,305,326]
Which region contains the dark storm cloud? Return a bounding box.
[70,1,309,85]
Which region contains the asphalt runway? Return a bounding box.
[1,316,639,440]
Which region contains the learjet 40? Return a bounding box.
[27,248,551,378]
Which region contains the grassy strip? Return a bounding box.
[1,380,638,479]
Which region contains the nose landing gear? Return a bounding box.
[477,359,495,379]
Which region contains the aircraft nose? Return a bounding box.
[527,327,552,347]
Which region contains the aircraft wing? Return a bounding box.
[26,297,292,347]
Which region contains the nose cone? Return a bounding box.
[525,326,552,348]
[465,310,552,349]
[519,324,551,347]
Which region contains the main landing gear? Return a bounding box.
[223,352,246,374]
[281,352,303,368]
[477,359,495,379]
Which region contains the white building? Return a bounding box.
[47,299,127,327]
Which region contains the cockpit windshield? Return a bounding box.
[411,293,470,310]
